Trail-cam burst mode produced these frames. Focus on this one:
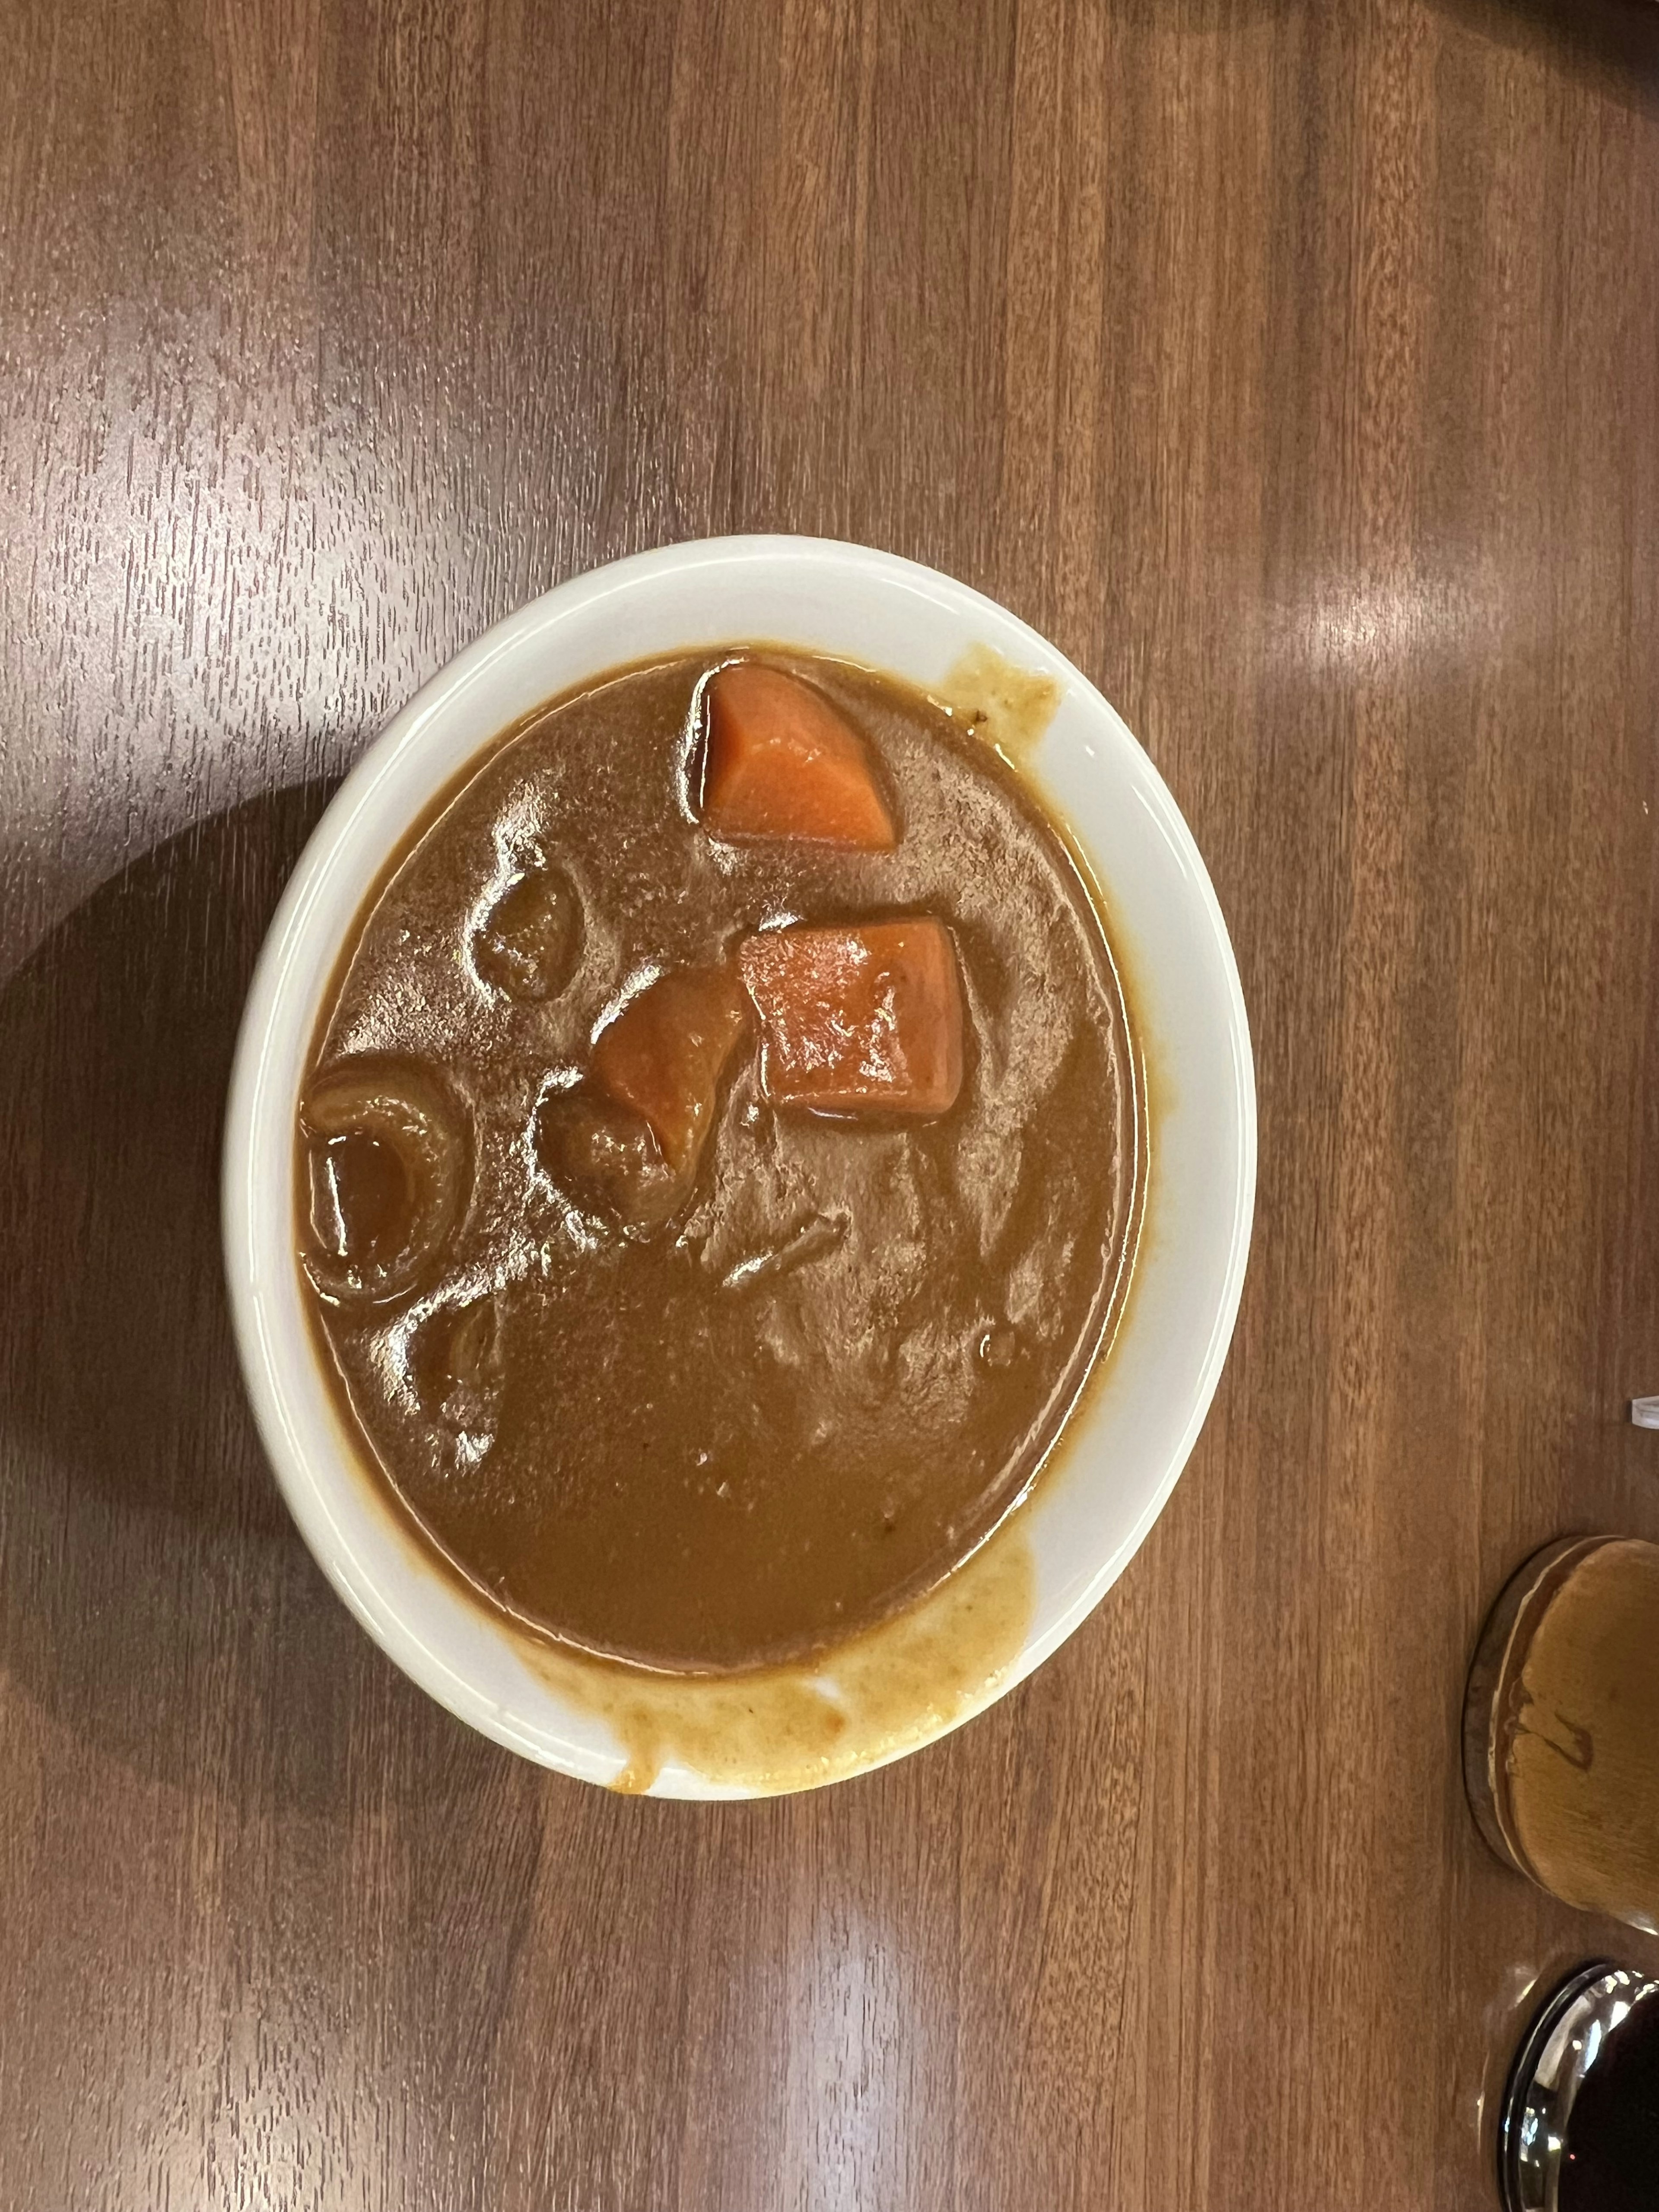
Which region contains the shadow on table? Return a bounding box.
[0,784,490,1810]
[1106,0,1659,91]
[1427,0,1659,112]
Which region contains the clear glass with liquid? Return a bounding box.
[1466,1536,1659,1932]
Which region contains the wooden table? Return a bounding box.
[4,1,1659,2204]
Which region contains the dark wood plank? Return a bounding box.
[3,0,1659,2205]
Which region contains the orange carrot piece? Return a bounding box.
[738,919,965,1116]
[591,963,752,1175]
[701,663,898,849]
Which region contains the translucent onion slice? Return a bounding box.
[299,1058,470,1304]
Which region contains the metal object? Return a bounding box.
[1630,1397,1659,1429]
[1499,1963,1659,2210]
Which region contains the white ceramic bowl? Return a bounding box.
[223,536,1255,1796]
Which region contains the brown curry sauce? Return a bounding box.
[296,650,1138,1677]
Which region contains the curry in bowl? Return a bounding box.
[297,648,1138,1674]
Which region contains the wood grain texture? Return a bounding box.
[3,0,1659,2204]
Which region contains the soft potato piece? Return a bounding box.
[535,1089,687,1236]
[738,918,965,1116]
[701,663,898,849]
[472,864,582,1001]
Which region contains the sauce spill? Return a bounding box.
[936,643,1063,766]
[513,1515,1036,1794]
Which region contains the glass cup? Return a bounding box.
[1498,1962,1659,2211]
[1465,1535,1659,1933]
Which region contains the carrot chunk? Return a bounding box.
[701,663,898,849]
[591,963,752,1175]
[738,919,965,1116]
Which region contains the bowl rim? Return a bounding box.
[222,532,1256,1793]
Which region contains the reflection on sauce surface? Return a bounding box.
[296,646,1139,1720]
